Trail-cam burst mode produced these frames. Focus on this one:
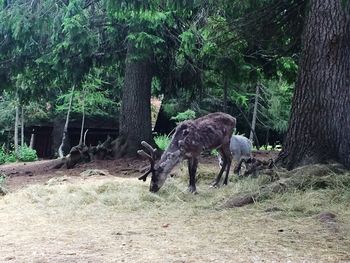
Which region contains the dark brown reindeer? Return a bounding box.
[138,112,236,193]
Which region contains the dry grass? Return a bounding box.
[0,164,350,262]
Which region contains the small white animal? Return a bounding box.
[218,135,252,174]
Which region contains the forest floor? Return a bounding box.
[0,152,350,263]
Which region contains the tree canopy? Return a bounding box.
[2,0,347,169]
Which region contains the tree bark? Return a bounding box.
[250,85,259,142]
[29,132,35,149]
[278,0,350,169]
[79,89,86,146]
[14,103,19,153]
[21,106,24,147]
[113,41,154,157]
[58,85,75,158]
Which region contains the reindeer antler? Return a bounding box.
[137,141,157,181]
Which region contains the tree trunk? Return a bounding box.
[29,132,35,149]
[58,85,75,158]
[114,41,154,157]
[79,89,86,145]
[278,0,350,169]
[21,106,24,147]
[14,103,19,153]
[250,85,260,142]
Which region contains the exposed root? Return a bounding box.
[224,163,350,208]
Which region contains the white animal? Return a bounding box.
[218,135,252,173]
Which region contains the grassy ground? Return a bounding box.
[0,163,350,262]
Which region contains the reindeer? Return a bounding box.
[218,135,253,175]
[138,112,236,193]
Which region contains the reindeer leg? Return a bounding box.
[234,158,245,175]
[188,157,198,194]
[223,154,232,185]
[211,151,227,187]
[223,148,232,185]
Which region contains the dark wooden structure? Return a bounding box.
[28,116,118,158]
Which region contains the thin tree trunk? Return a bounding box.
[14,103,19,154]
[29,132,35,149]
[250,85,260,142]
[278,0,350,169]
[58,85,75,158]
[114,41,154,157]
[21,106,24,147]
[265,129,270,150]
[79,89,86,145]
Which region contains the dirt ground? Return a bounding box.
[1,152,349,263]
[0,151,276,192]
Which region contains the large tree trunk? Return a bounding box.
[113,41,154,157]
[278,0,350,169]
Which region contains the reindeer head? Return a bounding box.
[138,122,200,192]
[138,140,183,192]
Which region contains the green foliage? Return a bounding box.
[0,0,302,147]
[162,100,180,118]
[0,91,15,132]
[276,57,298,83]
[264,80,293,133]
[17,144,38,162]
[55,67,119,117]
[0,144,37,164]
[0,147,6,165]
[211,149,219,156]
[154,135,171,151]
[0,146,16,164]
[171,109,196,123]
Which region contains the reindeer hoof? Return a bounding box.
[188,186,197,194]
[138,176,147,182]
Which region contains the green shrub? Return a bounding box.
[17,144,38,162]
[170,109,196,124]
[155,135,171,151]
[5,152,16,163]
[0,148,5,165]
[211,149,219,156]
[0,147,15,164]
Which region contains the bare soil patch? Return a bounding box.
[0,150,277,192]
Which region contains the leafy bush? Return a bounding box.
[0,145,38,164]
[17,144,38,162]
[0,147,6,165]
[211,149,219,156]
[170,109,196,124]
[0,146,16,164]
[155,135,171,151]
[5,152,16,163]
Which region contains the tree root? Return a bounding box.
[223,163,349,208]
